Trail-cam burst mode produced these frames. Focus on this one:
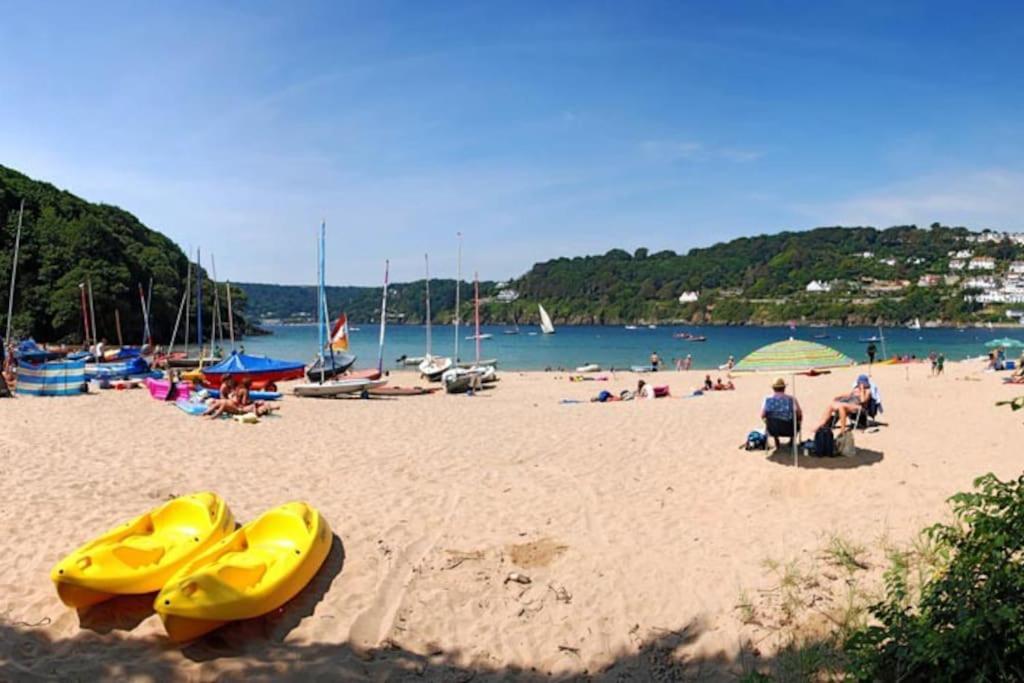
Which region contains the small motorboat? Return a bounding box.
[503,329,519,335]
[624,325,638,330]
[293,378,386,398]
[673,332,693,340]
[686,336,707,342]
[813,333,830,339]
[419,355,453,382]
[858,336,881,343]
[305,352,357,382]
[575,363,601,373]
[647,324,657,330]
[395,355,425,366]
[465,333,493,341]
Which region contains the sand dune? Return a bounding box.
[1,360,1021,679]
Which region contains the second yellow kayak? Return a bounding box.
[155,501,331,641]
[51,492,234,608]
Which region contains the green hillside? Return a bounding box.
[0,164,247,344]
[242,224,1024,327]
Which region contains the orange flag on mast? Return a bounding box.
[330,312,350,351]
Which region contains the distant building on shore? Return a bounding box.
[918,274,942,288]
[495,288,520,303]
[969,257,996,270]
[678,290,699,303]
[1009,261,1024,275]
[805,280,831,293]
[949,259,966,271]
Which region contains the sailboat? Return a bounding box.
[294,223,381,397]
[443,273,495,393]
[306,310,357,381]
[418,254,453,381]
[538,304,555,334]
[907,317,921,330]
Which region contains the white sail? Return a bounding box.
[538,304,555,334]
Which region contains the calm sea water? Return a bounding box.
[237,323,1018,371]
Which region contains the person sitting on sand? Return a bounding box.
[234,379,278,417]
[205,377,240,418]
[703,374,713,391]
[714,377,735,391]
[761,378,802,449]
[817,374,875,431]
[637,379,655,399]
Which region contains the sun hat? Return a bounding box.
[856,374,870,385]
[772,377,786,390]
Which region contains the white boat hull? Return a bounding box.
[293,378,385,398]
[419,355,453,381]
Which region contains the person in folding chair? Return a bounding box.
[761,377,803,449]
[817,374,881,432]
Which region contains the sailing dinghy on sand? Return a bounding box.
[418,253,453,381]
[444,272,497,393]
[295,224,388,397]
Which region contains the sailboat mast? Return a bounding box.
[79,283,91,346]
[226,281,235,349]
[316,223,324,363]
[87,276,98,348]
[138,283,150,347]
[196,247,203,356]
[168,279,187,354]
[377,259,389,373]
[454,231,462,361]
[474,271,480,364]
[182,256,192,358]
[4,199,24,348]
[424,254,432,357]
[211,254,221,351]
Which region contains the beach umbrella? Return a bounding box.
[985,337,1024,349]
[734,338,854,373]
[734,338,855,466]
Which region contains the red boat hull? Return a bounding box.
[201,367,305,390]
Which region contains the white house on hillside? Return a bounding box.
[949,259,966,271]
[1010,261,1024,274]
[678,291,699,303]
[969,257,996,270]
[805,280,831,293]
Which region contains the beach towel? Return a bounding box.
[175,399,208,416]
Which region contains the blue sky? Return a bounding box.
[2,1,1022,284]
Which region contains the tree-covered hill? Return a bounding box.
[0,164,245,344]
[239,278,497,325]
[242,224,1019,327]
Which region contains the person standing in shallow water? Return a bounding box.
[866,342,877,366]
[650,351,660,371]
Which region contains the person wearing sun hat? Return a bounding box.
[817,373,877,431]
[761,377,803,449]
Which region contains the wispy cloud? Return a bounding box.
[793,168,1024,230]
[638,139,763,164]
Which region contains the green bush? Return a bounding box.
[843,473,1024,681]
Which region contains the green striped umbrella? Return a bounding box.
[734,338,854,372]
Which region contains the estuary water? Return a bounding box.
[237,323,1016,371]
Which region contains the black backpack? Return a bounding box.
[813,425,835,457]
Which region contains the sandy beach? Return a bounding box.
[1,360,1021,680]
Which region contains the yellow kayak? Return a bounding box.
[155,502,331,642]
[51,493,234,608]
